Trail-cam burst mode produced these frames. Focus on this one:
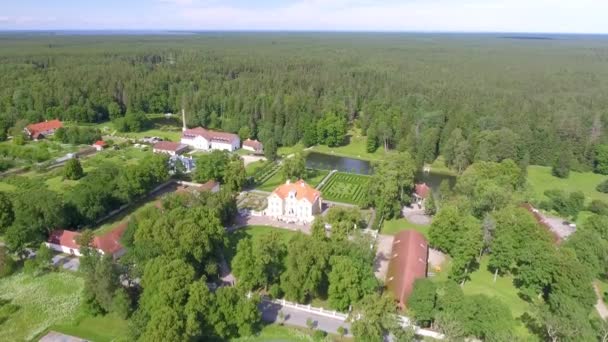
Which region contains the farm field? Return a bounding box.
[256,168,328,192]
[0,146,151,196]
[0,272,84,341]
[527,165,608,203]
[318,172,370,205]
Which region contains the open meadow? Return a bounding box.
[0,272,84,341]
[527,165,608,203]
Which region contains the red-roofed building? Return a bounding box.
[153,141,189,156]
[413,183,431,206]
[24,119,63,140]
[266,180,322,223]
[385,230,429,309]
[181,127,240,152]
[243,139,263,154]
[46,223,128,258]
[92,140,107,151]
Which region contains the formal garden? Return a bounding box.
[318,172,370,205]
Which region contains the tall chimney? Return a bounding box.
[181,108,187,132]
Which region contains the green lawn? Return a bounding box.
[318,172,370,205]
[45,175,79,194]
[232,323,350,342]
[246,160,269,176]
[49,313,129,342]
[225,225,298,265]
[310,129,389,162]
[256,169,328,192]
[380,217,430,238]
[0,182,16,192]
[0,272,84,341]
[84,114,185,142]
[527,165,608,203]
[277,143,305,157]
[431,257,534,339]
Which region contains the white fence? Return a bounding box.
[262,296,445,340]
[262,297,348,321]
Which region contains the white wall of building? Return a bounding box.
[181,136,210,150]
[266,192,319,223]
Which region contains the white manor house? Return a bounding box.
[266,180,322,224]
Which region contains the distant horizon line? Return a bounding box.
[0,29,607,36]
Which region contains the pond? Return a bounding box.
[305,151,456,190]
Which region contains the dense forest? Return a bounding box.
[2,33,608,170]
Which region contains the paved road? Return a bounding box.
[259,300,351,336]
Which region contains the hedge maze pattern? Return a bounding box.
[320,172,370,205]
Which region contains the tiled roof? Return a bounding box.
[93,222,128,255]
[182,127,239,144]
[47,223,127,255]
[26,119,63,138]
[414,183,431,198]
[48,230,80,249]
[272,180,320,203]
[386,230,428,308]
[153,141,187,152]
[243,139,263,150]
[93,140,107,147]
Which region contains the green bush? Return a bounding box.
[0,247,16,278]
[587,199,608,215]
[596,179,608,193]
[312,330,327,341]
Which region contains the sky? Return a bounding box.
[1,0,607,33]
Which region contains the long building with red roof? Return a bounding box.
[46,222,128,258]
[385,229,429,309]
[180,126,240,151]
[24,119,63,140]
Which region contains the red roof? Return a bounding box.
[243,139,263,151]
[153,141,187,152]
[47,223,127,255]
[182,127,239,144]
[25,119,63,138]
[272,180,320,203]
[93,222,128,254]
[93,140,107,147]
[386,230,428,308]
[48,230,80,249]
[414,183,431,199]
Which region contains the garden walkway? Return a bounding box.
[594,282,608,320]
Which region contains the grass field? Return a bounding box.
[0,272,84,341]
[232,323,350,342]
[431,256,534,339]
[245,160,267,176]
[527,165,608,203]
[380,217,430,238]
[257,168,328,192]
[309,129,389,162]
[318,172,370,205]
[48,313,129,342]
[225,225,298,265]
